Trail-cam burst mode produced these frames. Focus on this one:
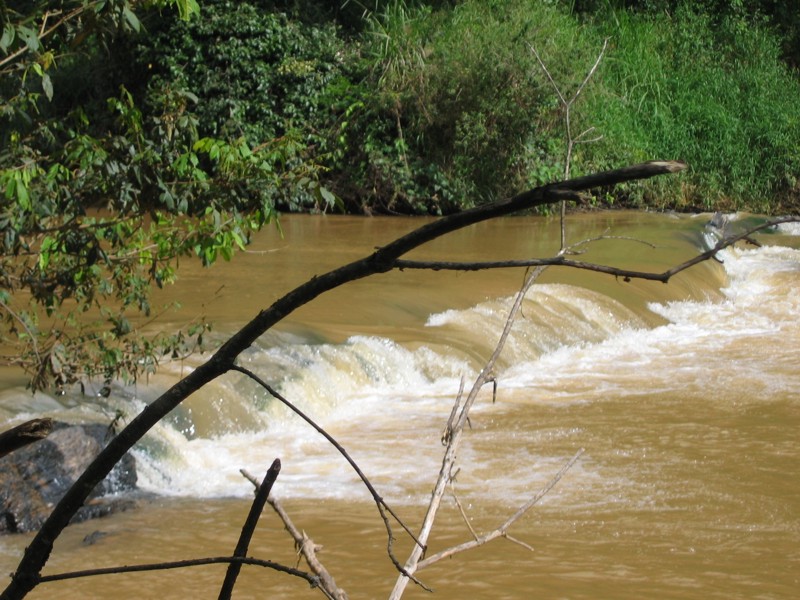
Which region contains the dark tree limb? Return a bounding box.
[0,419,53,459]
[36,556,318,587]
[0,160,686,600]
[218,459,281,600]
[394,215,800,281]
[241,469,348,600]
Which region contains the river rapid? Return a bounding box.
[0,211,798,599]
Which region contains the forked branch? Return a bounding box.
[417,449,584,569]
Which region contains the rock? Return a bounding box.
[0,421,138,534]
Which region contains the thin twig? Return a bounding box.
[37,556,318,587]
[417,449,584,569]
[448,470,478,541]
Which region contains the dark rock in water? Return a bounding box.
[0,421,138,534]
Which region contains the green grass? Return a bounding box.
[581,4,800,211]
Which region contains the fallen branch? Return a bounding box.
[241,469,348,600]
[218,459,282,600]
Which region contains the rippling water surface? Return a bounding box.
[1,212,798,599]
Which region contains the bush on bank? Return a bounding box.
[138,0,800,215]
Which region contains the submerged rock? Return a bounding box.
[0,421,138,534]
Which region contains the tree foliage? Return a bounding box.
[0,0,798,390]
[0,0,335,391]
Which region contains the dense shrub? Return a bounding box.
[334,0,605,213]
[142,1,344,144]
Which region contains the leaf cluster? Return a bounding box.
[0,0,336,390]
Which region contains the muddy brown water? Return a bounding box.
[0,211,798,599]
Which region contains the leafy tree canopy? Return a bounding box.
[0,0,336,391]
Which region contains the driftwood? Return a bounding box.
[241,469,348,600]
[0,419,53,459]
[0,160,713,599]
[218,459,282,600]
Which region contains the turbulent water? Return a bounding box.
[0,212,798,599]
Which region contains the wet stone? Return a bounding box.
[0,421,138,534]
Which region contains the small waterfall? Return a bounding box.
[2,214,797,504]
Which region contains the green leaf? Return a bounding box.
[0,26,15,53]
[320,186,337,208]
[38,236,57,270]
[14,175,30,209]
[123,7,141,32]
[41,73,53,102]
[17,26,39,52]
[174,0,201,21]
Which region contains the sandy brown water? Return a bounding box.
[0,211,798,599]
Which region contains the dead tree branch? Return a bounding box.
[0,160,685,600]
[530,38,609,249]
[389,264,550,598]
[218,459,282,600]
[417,449,584,569]
[393,216,800,280]
[241,469,348,600]
[36,556,318,587]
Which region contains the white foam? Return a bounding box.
[126,242,800,501]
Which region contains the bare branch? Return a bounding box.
[36,556,318,587]
[530,39,609,248]
[416,449,584,569]
[394,216,798,281]
[240,469,347,600]
[569,39,609,108]
[448,471,479,541]
[389,265,549,599]
[218,459,282,600]
[503,534,535,552]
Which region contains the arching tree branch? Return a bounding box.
[0,159,686,600]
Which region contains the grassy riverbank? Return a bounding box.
[317,0,800,215]
[140,1,799,215]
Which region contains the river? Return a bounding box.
[0,211,798,599]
